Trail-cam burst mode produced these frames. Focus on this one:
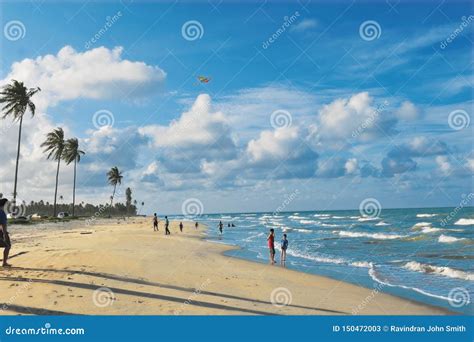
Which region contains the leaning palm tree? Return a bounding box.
[107,166,123,213]
[0,80,40,208]
[41,127,65,217]
[63,138,85,217]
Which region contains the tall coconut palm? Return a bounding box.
[0,80,40,208]
[41,127,65,217]
[63,138,85,217]
[107,166,123,213]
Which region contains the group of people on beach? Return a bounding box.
[152,213,199,235]
[267,228,289,267]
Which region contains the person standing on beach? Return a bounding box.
[195,222,199,230]
[0,199,12,267]
[280,233,289,267]
[179,222,183,233]
[267,228,275,265]
[218,221,223,235]
[165,216,171,235]
[153,213,159,231]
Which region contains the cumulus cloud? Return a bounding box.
[1,45,166,110]
[395,101,421,121]
[316,157,358,178]
[314,92,396,145]
[291,19,318,32]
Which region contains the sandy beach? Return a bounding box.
[0,218,452,315]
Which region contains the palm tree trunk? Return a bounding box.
[72,158,77,217]
[53,157,61,217]
[12,115,23,211]
[109,184,116,217]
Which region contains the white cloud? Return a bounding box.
[435,156,451,175]
[395,101,420,121]
[291,19,318,32]
[1,45,166,110]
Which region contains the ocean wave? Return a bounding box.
[350,261,373,268]
[288,215,302,220]
[375,221,389,226]
[286,249,346,265]
[242,232,265,242]
[313,214,330,217]
[438,234,466,243]
[412,222,432,228]
[299,219,319,225]
[336,231,407,240]
[320,223,341,227]
[403,261,474,281]
[454,218,474,226]
[332,216,346,219]
[416,214,437,218]
[358,217,378,222]
[368,268,451,302]
[420,227,443,233]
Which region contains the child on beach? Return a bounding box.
[0,198,12,267]
[267,228,275,265]
[179,222,183,233]
[280,234,288,267]
[165,216,171,235]
[153,213,159,231]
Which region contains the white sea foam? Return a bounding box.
[288,215,302,220]
[299,219,319,225]
[332,216,346,219]
[336,231,406,240]
[412,222,432,228]
[416,214,437,218]
[350,261,373,268]
[313,214,330,217]
[358,217,378,222]
[420,227,443,233]
[438,234,466,243]
[375,221,389,226]
[403,261,474,281]
[454,218,474,226]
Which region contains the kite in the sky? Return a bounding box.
[197,76,211,84]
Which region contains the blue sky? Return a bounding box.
[0,0,472,214]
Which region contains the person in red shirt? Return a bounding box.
[267,228,275,265]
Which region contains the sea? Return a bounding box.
[170,207,474,314]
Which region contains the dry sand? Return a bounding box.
[0,218,452,315]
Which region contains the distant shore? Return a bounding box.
[0,218,453,315]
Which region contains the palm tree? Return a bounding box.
[107,166,123,214]
[0,80,40,209]
[63,138,85,217]
[41,127,65,217]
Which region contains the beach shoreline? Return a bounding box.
[0,217,454,315]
